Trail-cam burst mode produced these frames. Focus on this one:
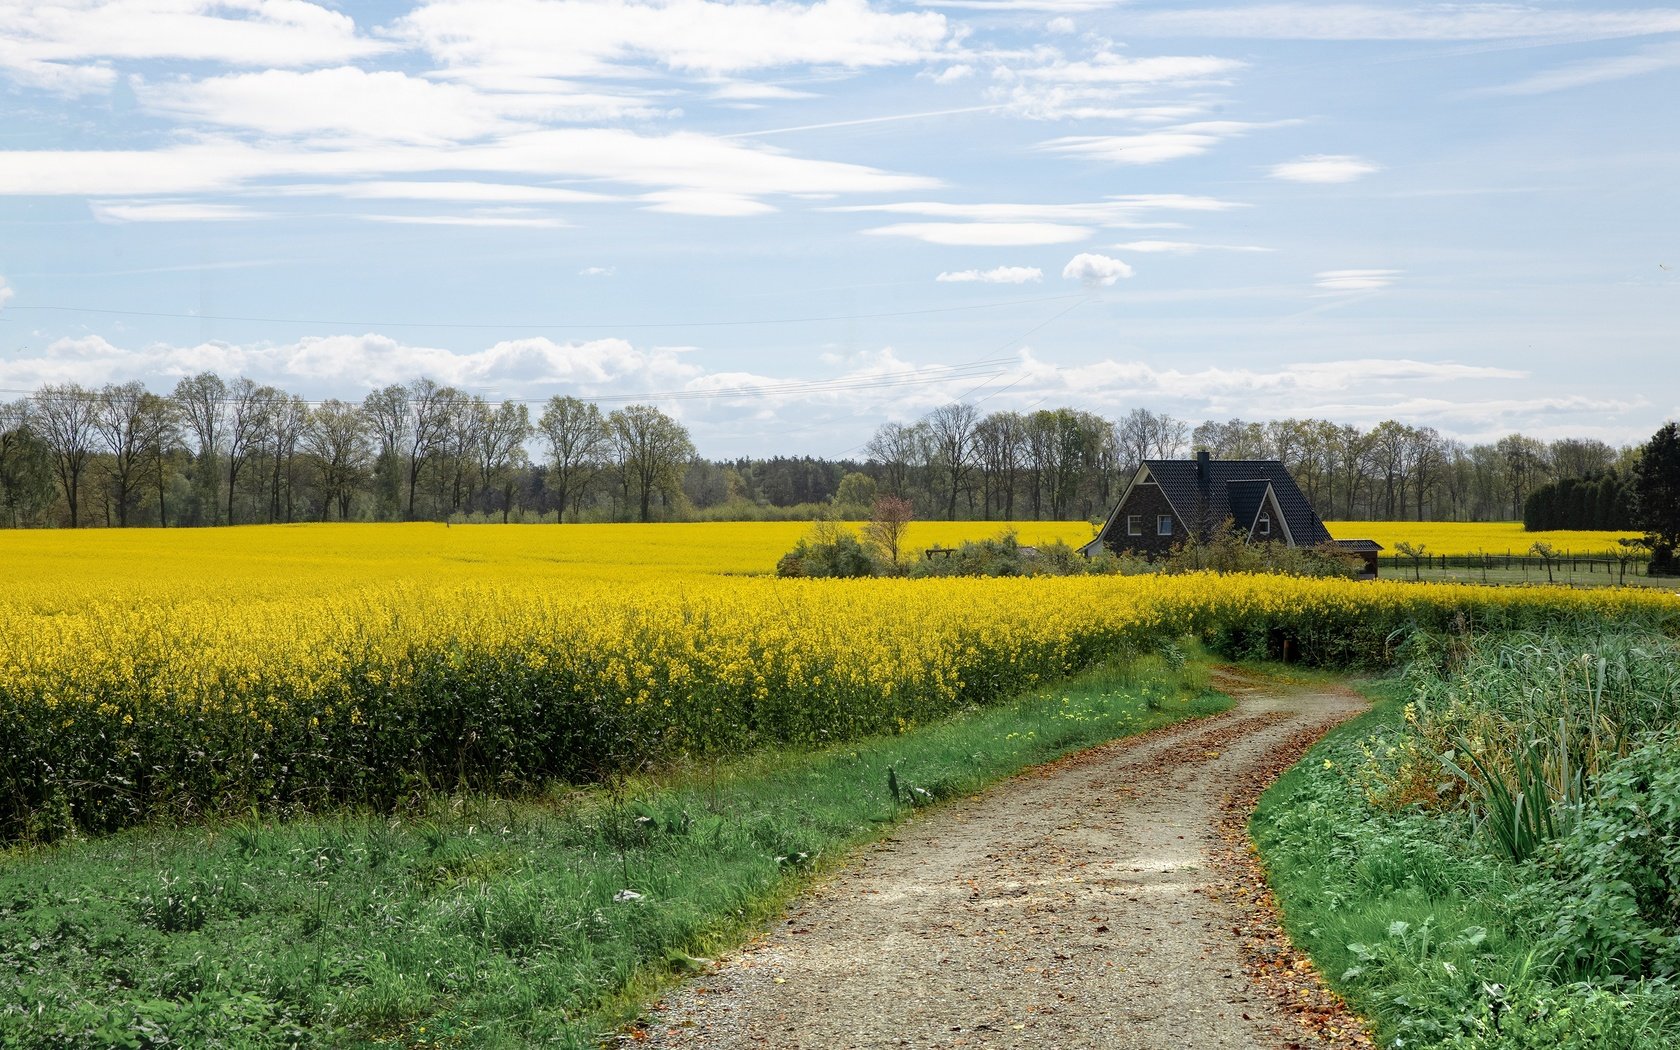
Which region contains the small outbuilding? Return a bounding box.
[1079,450,1382,577]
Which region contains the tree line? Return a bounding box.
[0,373,1660,529]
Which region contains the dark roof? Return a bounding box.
[1226,480,1270,533]
[1328,538,1384,552]
[1139,458,1332,546]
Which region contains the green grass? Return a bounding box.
[0,652,1227,1049]
[1252,650,1680,1049]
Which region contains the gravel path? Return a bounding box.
[640,669,1368,1050]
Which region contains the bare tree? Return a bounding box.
[1408,426,1444,521]
[538,395,609,522]
[1548,437,1616,480]
[139,392,181,527]
[361,383,410,517]
[172,371,227,524]
[262,390,308,523]
[33,383,98,527]
[864,421,926,499]
[303,399,373,521]
[475,399,532,522]
[924,402,980,520]
[864,494,914,566]
[222,378,269,525]
[1496,433,1551,520]
[1116,407,1187,469]
[92,381,154,527]
[974,410,1026,519]
[404,378,460,520]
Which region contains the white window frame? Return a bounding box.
[1126,514,1142,536]
[1157,515,1173,536]
[1256,515,1271,537]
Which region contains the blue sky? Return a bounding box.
[1,0,1676,457]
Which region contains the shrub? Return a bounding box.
[1525,736,1680,980]
[774,524,880,578]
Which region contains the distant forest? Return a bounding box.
[0,373,1649,528]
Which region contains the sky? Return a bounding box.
[1,0,1677,459]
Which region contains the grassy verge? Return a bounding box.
[1,652,1226,1049]
[1252,636,1680,1049]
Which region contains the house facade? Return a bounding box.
[1079,450,1381,575]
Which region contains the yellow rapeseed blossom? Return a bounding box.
[0,521,1673,838]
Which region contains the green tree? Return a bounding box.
[833,470,877,512]
[538,396,609,522]
[608,404,695,522]
[1632,422,1680,574]
[0,400,56,526]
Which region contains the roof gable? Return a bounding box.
[1112,457,1332,548]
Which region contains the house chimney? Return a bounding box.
[1196,448,1210,483]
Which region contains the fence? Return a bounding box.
[1378,550,1652,583]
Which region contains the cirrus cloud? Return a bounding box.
[1269,154,1381,183]
[936,266,1044,283]
[1315,268,1402,292]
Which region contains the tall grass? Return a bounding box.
[1383,628,1680,860]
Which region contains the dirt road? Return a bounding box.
[641,669,1370,1049]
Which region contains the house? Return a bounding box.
[1078,450,1382,576]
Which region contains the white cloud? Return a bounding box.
[867,222,1090,246]
[0,332,703,395]
[1010,53,1243,85]
[1109,240,1271,253]
[1315,268,1403,292]
[276,180,618,204]
[1269,154,1381,184]
[710,81,818,100]
[931,64,975,83]
[0,276,12,310]
[134,67,664,143]
[835,195,1238,224]
[1485,40,1680,95]
[846,195,1238,246]
[1046,17,1076,34]
[0,0,387,94]
[1041,121,1288,165]
[640,190,779,216]
[987,47,1242,120]
[3,334,1658,454]
[1129,5,1680,41]
[393,0,951,81]
[0,129,938,209]
[580,266,616,277]
[936,266,1044,283]
[1062,252,1134,286]
[361,212,569,228]
[91,200,271,222]
[914,0,1117,12]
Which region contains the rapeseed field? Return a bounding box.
[1326,520,1640,555]
[1,522,1673,840]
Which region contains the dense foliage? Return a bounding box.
[1522,470,1636,531]
[1256,628,1680,1049]
[1634,422,1680,574]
